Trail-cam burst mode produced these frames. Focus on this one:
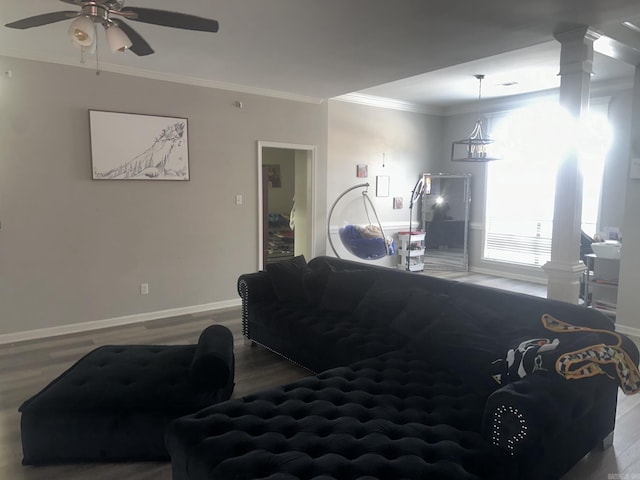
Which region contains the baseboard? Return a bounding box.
[614,323,640,340]
[0,299,242,345]
[470,266,548,285]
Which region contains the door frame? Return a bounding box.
[257,141,316,270]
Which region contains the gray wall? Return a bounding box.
[601,92,632,233]
[327,100,444,268]
[3,55,638,338]
[0,56,327,337]
[617,68,640,335]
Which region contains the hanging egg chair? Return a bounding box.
[327,183,396,261]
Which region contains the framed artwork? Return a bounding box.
[393,197,403,209]
[376,175,390,197]
[264,164,282,187]
[90,110,189,180]
[356,164,368,178]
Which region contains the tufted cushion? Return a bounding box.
[391,288,449,336]
[248,301,407,373]
[167,350,517,480]
[20,345,213,411]
[352,279,412,327]
[20,334,234,464]
[409,302,505,396]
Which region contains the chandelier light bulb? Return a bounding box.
[68,16,96,47]
[105,23,132,52]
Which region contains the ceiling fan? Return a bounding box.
[4,0,219,56]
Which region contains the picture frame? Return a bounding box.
[264,164,282,187]
[89,110,189,180]
[393,197,403,209]
[376,175,390,197]
[356,164,368,178]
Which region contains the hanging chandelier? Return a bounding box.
[451,74,499,162]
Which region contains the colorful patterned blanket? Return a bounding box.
[494,314,640,395]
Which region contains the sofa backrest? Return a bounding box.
[308,256,457,296]
[448,282,615,335]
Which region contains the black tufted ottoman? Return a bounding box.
[19,324,234,465]
[166,350,516,480]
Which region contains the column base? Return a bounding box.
[542,260,587,304]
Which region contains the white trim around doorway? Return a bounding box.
[257,141,317,271]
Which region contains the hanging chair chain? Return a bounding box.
[362,190,374,226]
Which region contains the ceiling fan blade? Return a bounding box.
[120,7,219,32]
[5,11,77,29]
[58,0,82,5]
[116,20,155,56]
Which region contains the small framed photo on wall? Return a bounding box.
[376,175,390,197]
[393,197,403,209]
[356,164,368,178]
[265,164,282,188]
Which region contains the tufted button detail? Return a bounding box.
[167,350,516,479]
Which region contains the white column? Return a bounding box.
[543,26,600,303]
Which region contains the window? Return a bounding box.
[483,101,611,266]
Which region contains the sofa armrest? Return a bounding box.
[237,272,274,304]
[237,272,275,339]
[482,373,615,458]
[189,325,235,389]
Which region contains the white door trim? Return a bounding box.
[257,141,317,270]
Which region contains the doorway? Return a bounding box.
[257,141,315,270]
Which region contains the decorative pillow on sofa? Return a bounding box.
[265,255,309,303]
[318,269,379,312]
[352,279,412,327]
[409,302,506,396]
[301,258,335,306]
[390,289,449,337]
[495,314,640,395]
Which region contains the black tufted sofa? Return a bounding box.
[20,324,235,464]
[166,256,638,480]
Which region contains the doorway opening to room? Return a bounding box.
[258,142,315,270]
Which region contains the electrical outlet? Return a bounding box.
[140,283,149,295]
[235,194,243,205]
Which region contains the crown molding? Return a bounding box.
[334,92,444,115]
[0,50,325,105]
[442,75,633,117]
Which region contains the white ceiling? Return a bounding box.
[1,0,640,108]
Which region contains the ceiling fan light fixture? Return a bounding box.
[105,23,132,52]
[68,15,96,47]
[451,74,500,162]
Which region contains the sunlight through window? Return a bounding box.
[484,102,611,266]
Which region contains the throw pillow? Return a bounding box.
[352,279,412,327]
[265,255,309,303]
[302,259,335,305]
[318,269,379,312]
[391,288,449,336]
